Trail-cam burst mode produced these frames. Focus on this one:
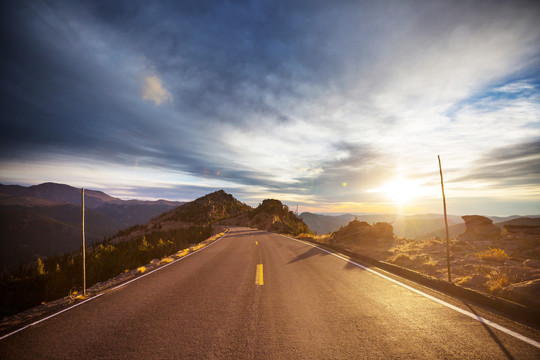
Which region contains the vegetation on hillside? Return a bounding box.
[247,199,309,235]
[0,225,211,318]
[155,190,251,225]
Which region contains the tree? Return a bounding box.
[37,257,46,275]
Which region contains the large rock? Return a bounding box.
[457,215,501,242]
[523,258,540,269]
[333,218,394,245]
[457,274,489,288]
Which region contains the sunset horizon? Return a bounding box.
[2,0,539,217]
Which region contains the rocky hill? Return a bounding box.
[152,190,251,226]
[331,218,394,246]
[222,199,309,236]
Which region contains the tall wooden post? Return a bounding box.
[438,156,451,282]
[82,188,86,296]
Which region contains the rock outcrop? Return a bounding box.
[221,199,309,235]
[457,215,501,242]
[332,218,394,245]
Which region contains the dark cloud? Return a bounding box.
[1,0,539,214]
[0,0,375,196]
[454,140,540,187]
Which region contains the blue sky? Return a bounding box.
[1,0,539,216]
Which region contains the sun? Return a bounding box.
[381,179,422,204]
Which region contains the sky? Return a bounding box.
[1,0,539,216]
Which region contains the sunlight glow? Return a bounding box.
[373,179,424,204]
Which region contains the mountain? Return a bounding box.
[0,183,183,272]
[117,193,308,243]
[0,183,117,208]
[299,213,355,235]
[419,216,540,240]
[110,190,253,245]
[153,190,251,226]
[299,212,463,238]
[244,199,309,235]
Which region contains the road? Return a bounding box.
[1,227,539,359]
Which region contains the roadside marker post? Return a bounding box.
[438,155,451,283]
[82,188,86,296]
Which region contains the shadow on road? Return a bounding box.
[343,260,365,271]
[225,229,261,238]
[287,247,330,264]
[462,302,515,360]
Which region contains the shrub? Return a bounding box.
[389,253,413,266]
[476,248,509,262]
[487,270,510,293]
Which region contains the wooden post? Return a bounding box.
[438,156,451,282]
[82,188,86,296]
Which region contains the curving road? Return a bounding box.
[1,227,539,359]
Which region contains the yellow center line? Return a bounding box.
[255,264,264,285]
[255,241,258,245]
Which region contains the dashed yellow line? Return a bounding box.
[255,241,258,245]
[255,264,264,285]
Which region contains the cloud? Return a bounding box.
[1,0,540,215]
[454,140,540,187]
[141,75,172,105]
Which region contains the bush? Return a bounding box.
[476,248,509,262]
[487,270,511,293]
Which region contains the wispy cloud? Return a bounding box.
[1,0,539,215]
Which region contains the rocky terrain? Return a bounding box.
[222,199,309,236]
[302,215,540,308]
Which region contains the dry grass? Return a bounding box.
[455,275,472,286]
[476,248,509,262]
[206,230,227,242]
[190,244,205,251]
[487,270,511,293]
[297,233,332,242]
[68,289,87,302]
[389,253,414,266]
[159,257,174,265]
[176,249,189,257]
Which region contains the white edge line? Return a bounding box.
[280,234,540,349]
[0,230,230,341]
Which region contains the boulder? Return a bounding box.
[457,215,501,242]
[523,258,540,269]
[332,219,394,246]
[457,274,489,288]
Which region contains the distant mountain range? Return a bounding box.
[0,183,184,272]
[299,212,540,239]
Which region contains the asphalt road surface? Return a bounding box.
[1,227,539,359]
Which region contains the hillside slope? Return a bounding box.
[223,199,309,235]
[151,190,252,226]
[0,183,183,272]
